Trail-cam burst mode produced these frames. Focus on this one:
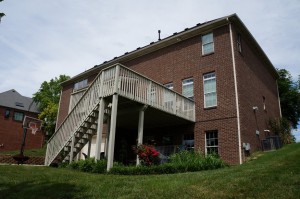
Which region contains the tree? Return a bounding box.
[33,75,70,139]
[268,117,295,144]
[0,0,5,23]
[277,68,300,129]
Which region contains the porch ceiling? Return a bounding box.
[105,95,194,129]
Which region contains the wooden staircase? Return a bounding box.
[45,64,195,166]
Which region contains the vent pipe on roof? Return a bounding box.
[158,30,161,41]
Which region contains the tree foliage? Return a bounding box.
[0,0,5,23]
[33,75,70,138]
[268,117,295,144]
[277,68,300,129]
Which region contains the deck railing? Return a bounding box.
[45,64,195,166]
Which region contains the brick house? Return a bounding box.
[45,14,281,169]
[0,89,44,151]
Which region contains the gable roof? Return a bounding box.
[0,89,40,113]
[62,13,278,86]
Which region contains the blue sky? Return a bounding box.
[1,0,300,141]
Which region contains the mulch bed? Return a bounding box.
[0,154,44,165]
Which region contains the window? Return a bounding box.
[4,109,10,119]
[237,33,242,52]
[164,83,173,90]
[13,112,24,121]
[15,102,24,107]
[183,134,194,150]
[206,130,218,155]
[74,79,88,91]
[203,72,217,108]
[182,78,194,100]
[202,32,214,55]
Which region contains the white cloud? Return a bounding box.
[0,0,300,97]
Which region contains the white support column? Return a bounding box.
[95,98,106,161]
[104,117,110,158]
[107,94,119,171]
[69,135,75,163]
[136,105,147,166]
[87,140,92,158]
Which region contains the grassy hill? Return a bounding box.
[0,143,299,199]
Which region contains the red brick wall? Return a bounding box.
[0,106,44,152]
[123,25,240,164]
[232,26,281,160]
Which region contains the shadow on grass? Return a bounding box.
[0,181,90,199]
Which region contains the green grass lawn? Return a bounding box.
[1,143,300,199]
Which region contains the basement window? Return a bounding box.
[205,130,218,155]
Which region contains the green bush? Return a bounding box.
[66,158,107,174]
[64,150,226,175]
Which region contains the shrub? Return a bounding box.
[132,144,160,166]
[64,150,226,175]
[66,158,107,174]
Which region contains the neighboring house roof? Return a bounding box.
[0,89,40,113]
[61,13,278,86]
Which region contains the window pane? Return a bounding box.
[182,78,194,99]
[13,112,24,121]
[203,43,214,55]
[204,72,217,108]
[206,130,218,155]
[202,33,213,44]
[205,92,217,107]
[202,33,214,55]
[164,83,173,90]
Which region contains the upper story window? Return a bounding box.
[237,33,242,53]
[74,79,88,91]
[182,78,194,100]
[13,112,24,122]
[164,83,173,90]
[202,32,214,55]
[203,72,217,108]
[4,109,10,119]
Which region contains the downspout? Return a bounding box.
[276,80,282,118]
[228,18,243,164]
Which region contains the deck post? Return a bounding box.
[95,98,106,161]
[104,116,110,158]
[69,135,75,163]
[107,94,119,171]
[136,105,147,165]
[87,139,92,158]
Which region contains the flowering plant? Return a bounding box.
[133,144,160,166]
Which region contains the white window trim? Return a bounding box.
[202,32,214,55]
[203,72,217,108]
